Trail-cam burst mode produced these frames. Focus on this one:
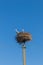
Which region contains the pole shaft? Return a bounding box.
[22,44,26,65]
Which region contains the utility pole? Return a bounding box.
[22,44,26,65]
[15,29,32,65]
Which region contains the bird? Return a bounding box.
[15,29,19,33]
[22,29,24,32]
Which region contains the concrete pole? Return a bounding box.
[22,44,26,65]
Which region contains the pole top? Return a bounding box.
[15,29,32,44]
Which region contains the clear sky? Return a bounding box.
[0,0,43,65]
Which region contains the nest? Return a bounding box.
[16,32,32,44]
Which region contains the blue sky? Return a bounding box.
[0,0,43,65]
